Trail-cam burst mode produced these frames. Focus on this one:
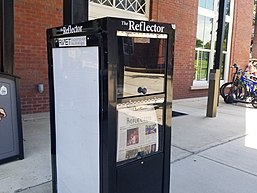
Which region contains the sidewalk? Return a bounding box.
[171,97,257,193]
[0,97,257,193]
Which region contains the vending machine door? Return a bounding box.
[115,31,170,193]
[49,33,102,193]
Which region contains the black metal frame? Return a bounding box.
[214,0,227,70]
[0,72,24,164]
[47,17,174,193]
[63,0,88,25]
[0,0,14,74]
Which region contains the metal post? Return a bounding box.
[207,0,227,117]
[0,0,14,74]
[63,0,89,25]
[206,69,220,117]
[0,2,2,72]
[214,0,227,70]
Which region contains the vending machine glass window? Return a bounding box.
[116,31,168,163]
[117,32,167,98]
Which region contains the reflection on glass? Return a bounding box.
[116,100,164,162]
[204,17,213,49]
[196,15,213,49]
[226,0,231,16]
[213,22,229,51]
[206,0,214,10]
[196,15,205,48]
[116,33,167,162]
[117,36,167,98]
[194,50,210,81]
[199,0,205,7]
[220,53,226,80]
[223,22,229,51]
[199,0,214,10]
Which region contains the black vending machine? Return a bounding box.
[47,17,175,193]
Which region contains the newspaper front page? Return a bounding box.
[116,105,159,162]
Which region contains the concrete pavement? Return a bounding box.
[0,113,51,193]
[0,97,257,193]
[171,97,257,193]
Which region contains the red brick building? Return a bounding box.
[13,0,253,114]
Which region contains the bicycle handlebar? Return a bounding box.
[231,63,241,82]
[232,63,239,70]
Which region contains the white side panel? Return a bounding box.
[52,47,99,193]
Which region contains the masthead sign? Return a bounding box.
[121,20,165,33]
[58,36,87,47]
[60,25,83,35]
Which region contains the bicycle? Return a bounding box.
[220,63,257,108]
[220,64,247,102]
[239,74,257,108]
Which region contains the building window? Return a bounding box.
[199,0,214,10]
[194,0,234,85]
[89,0,149,20]
[91,0,113,6]
[195,50,210,81]
[194,15,213,81]
[90,0,147,16]
[196,15,213,49]
[115,0,146,14]
[226,0,231,15]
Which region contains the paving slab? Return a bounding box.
[170,155,257,193]
[199,137,257,176]
[0,114,51,193]
[171,146,192,162]
[171,98,257,193]
[15,182,52,193]
[1,98,257,193]
[172,99,247,153]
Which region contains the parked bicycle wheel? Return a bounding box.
[220,82,233,98]
[252,98,257,108]
[224,93,234,104]
[223,83,247,103]
[235,84,248,100]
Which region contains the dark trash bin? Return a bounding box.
[0,72,24,164]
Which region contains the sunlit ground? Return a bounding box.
[245,107,257,149]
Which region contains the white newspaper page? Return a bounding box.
[117,105,159,162]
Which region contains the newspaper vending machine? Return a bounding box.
[47,17,175,193]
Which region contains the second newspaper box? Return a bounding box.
[47,17,175,193]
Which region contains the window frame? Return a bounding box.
[193,0,234,88]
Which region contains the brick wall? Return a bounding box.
[230,0,253,77]
[150,0,201,99]
[252,4,257,59]
[13,0,253,113]
[151,0,253,99]
[14,0,63,114]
